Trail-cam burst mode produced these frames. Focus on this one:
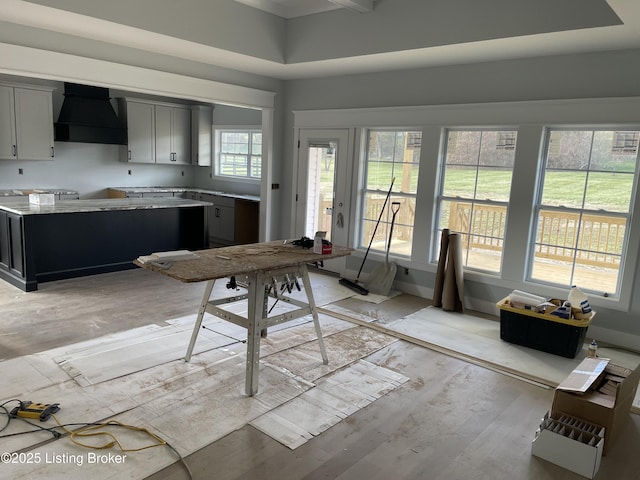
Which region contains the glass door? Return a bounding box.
[294,129,351,274]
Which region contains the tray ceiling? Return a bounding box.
[2,0,640,79]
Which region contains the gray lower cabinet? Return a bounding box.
[58,193,80,200]
[213,204,235,244]
[142,192,174,198]
[197,193,235,246]
[194,193,259,246]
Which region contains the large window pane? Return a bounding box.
[540,171,587,208]
[436,129,517,273]
[584,172,634,212]
[530,128,638,295]
[476,167,512,202]
[361,130,421,256]
[442,165,477,198]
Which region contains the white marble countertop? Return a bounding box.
[0,197,212,216]
[0,188,79,197]
[109,187,260,202]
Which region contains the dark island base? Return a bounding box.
[0,206,207,292]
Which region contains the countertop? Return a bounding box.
[108,187,260,203]
[0,197,212,216]
[0,188,79,197]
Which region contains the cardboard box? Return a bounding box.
[551,357,640,454]
[496,297,594,358]
[532,411,604,479]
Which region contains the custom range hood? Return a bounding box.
[54,83,127,145]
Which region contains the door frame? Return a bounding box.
[291,128,356,274]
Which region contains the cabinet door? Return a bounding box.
[14,88,54,160]
[58,193,80,200]
[211,196,236,244]
[191,105,212,166]
[142,192,173,198]
[5,213,24,278]
[171,106,191,165]
[156,106,191,165]
[0,86,17,160]
[197,194,216,244]
[155,105,173,164]
[0,211,9,270]
[126,102,155,163]
[214,205,235,243]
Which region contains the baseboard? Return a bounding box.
[390,278,639,353]
[391,279,433,300]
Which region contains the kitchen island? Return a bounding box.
[0,197,210,291]
[109,187,260,245]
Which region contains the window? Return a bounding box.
[362,130,421,256]
[530,129,639,296]
[215,129,262,179]
[436,129,517,273]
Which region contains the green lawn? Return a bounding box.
[341,161,634,212]
[441,169,633,212]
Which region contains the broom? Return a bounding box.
[339,177,396,295]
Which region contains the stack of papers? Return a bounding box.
[137,250,199,265]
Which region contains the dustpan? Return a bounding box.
[367,201,400,296]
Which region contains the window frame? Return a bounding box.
[526,126,640,297]
[359,128,422,257]
[434,127,519,275]
[213,125,262,182]
[293,99,640,314]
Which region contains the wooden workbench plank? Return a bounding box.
[134,241,353,283]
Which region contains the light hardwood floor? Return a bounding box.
[1,270,639,479]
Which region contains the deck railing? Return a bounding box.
[319,195,415,243]
[449,201,625,268]
[319,198,625,269]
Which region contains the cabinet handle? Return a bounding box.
[215,207,220,217]
[171,152,176,162]
[12,145,17,157]
[128,150,132,160]
[51,146,55,158]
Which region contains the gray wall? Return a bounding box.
[282,48,640,345]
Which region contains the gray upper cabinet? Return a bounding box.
[191,105,212,167]
[155,104,191,165]
[118,97,191,165]
[0,84,54,161]
[118,99,155,163]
